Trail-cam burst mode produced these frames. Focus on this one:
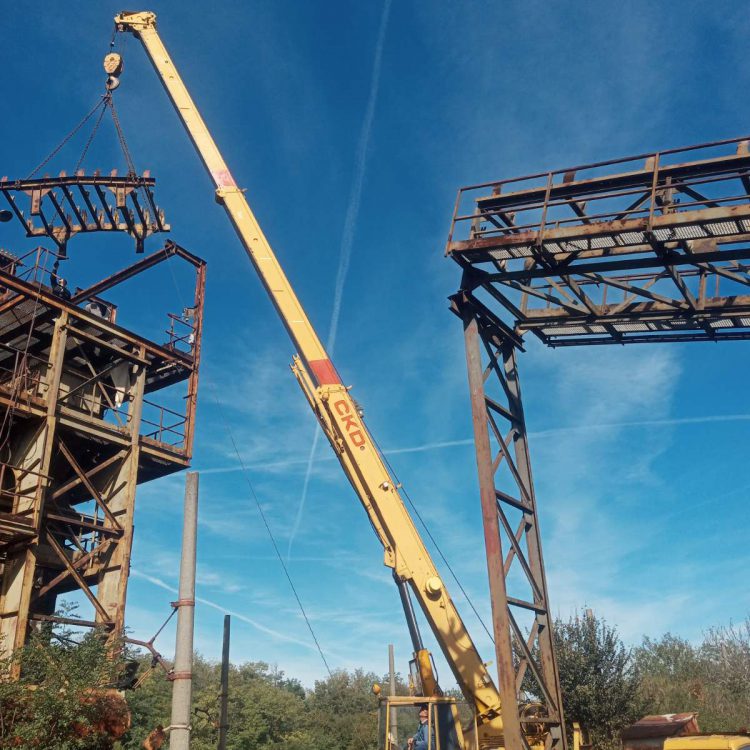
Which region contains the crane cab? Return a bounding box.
[378,696,479,750]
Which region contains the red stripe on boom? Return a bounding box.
[309,359,341,386]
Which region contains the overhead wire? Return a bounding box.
[370,428,496,645]
[206,381,334,677]
[158,246,337,679]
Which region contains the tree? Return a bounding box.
[635,620,750,732]
[0,621,129,749]
[305,668,380,750]
[553,612,646,750]
[634,634,703,720]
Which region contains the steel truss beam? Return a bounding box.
[0,172,169,254]
[448,135,750,346]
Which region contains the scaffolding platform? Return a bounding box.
[447,135,750,345]
[0,172,204,659]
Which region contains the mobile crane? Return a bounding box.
[112,11,548,750]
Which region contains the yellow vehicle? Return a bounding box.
[664,737,750,750]
[113,10,547,750]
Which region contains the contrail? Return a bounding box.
[131,568,335,654]
[327,0,392,356]
[528,413,750,438]
[202,412,750,478]
[287,0,392,560]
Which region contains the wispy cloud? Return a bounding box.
[198,412,750,478]
[131,569,339,657]
[288,0,393,559]
[326,0,392,355]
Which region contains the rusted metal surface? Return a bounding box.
[622,714,701,750]
[463,312,526,749]
[622,714,700,741]
[447,136,750,750]
[458,295,567,750]
[0,171,169,255]
[0,230,205,659]
[448,135,750,345]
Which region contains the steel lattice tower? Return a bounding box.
[0,173,205,661]
[447,135,750,750]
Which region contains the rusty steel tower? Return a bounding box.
[447,135,750,750]
[0,172,205,658]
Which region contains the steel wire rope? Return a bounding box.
[25,97,110,180]
[74,97,111,174]
[107,95,138,178]
[366,427,496,645]
[157,252,340,683]
[206,382,378,750]
[206,382,334,676]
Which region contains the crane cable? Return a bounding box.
[207,381,334,677]
[25,96,110,181]
[157,250,336,679]
[370,428,496,645]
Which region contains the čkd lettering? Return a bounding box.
[333,399,366,448]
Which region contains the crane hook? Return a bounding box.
[104,52,123,91]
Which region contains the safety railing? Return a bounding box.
[448,134,750,251]
[165,312,196,355]
[141,398,187,447]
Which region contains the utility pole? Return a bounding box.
[389,644,398,741]
[170,472,199,750]
[218,615,231,750]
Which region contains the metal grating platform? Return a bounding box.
[447,136,750,345]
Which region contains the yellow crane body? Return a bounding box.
[114,10,510,747]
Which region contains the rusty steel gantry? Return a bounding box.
[446,135,750,750]
[0,172,205,660]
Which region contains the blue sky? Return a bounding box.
[2,1,750,689]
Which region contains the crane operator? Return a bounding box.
[407,705,435,750]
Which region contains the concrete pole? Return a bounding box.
[389,644,398,740]
[170,472,198,750]
[218,615,230,750]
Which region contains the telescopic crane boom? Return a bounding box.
[114,11,515,748]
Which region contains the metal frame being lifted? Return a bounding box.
[0,171,169,255]
[447,135,750,750]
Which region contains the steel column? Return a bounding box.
[463,311,527,750]
[461,301,566,750]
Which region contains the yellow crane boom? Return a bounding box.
[114,10,506,745]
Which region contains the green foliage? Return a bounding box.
[11,607,750,750]
[0,620,128,749]
[634,634,703,720]
[121,657,378,750]
[305,668,380,750]
[635,620,750,732]
[554,612,646,750]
